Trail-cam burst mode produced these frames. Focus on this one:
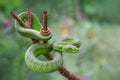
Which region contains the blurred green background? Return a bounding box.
[0,0,120,80]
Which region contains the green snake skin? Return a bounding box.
[15,12,80,73]
[15,12,52,40]
[53,37,81,53]
[25,41,63,73]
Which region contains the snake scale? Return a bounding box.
[15,12,80,73]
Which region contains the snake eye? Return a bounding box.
[72,48,75,50]
[62,44,79,53]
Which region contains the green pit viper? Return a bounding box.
[15,12,81,73]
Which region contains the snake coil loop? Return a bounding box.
[25,42,63,73]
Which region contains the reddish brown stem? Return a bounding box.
[10,10,80,80]
[44,54,80,80]
[42,11,47,31]
[10,11,28,28]
[26,8,32,26]
[58,67,80,80]
[26,9,39,43]
[44,53,80,80]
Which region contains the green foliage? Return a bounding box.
[0,0,22,14]
[98,0,120,22]
[83,0,120,23]
[72,22,120,80]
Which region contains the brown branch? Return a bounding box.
[10,11,27,28]
[42,10,48,31]
[26,8,39,43]
[10,10,80,80]
[26,8,32,27]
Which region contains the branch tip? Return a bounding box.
[42,10,48,30]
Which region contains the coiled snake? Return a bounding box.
[15,12,80,73]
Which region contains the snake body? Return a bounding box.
[15,12,80,73]
[25,42,63,72]
[15,12,52,40]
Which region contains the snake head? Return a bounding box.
[61,37,81,48]
[62,44,79,53]
[72,39,81,48]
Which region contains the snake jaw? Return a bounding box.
[62,44,79,53]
